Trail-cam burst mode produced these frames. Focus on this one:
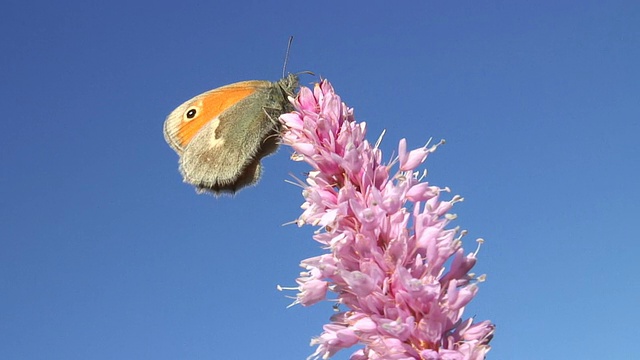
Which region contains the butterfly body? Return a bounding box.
[164,73,299,195]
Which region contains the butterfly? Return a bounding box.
[163,73,299,195]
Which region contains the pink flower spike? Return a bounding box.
[280,78,493,359]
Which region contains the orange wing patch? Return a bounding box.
[172,82,265,148]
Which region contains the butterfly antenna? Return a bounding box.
[282,36,294,78]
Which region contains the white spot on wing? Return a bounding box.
[208,118,225,147]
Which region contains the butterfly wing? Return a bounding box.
[163,81,268,155]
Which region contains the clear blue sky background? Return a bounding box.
[1,1,638,359]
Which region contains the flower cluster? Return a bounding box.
[279,80,494,360]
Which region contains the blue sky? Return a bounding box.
[1,1,639,359]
